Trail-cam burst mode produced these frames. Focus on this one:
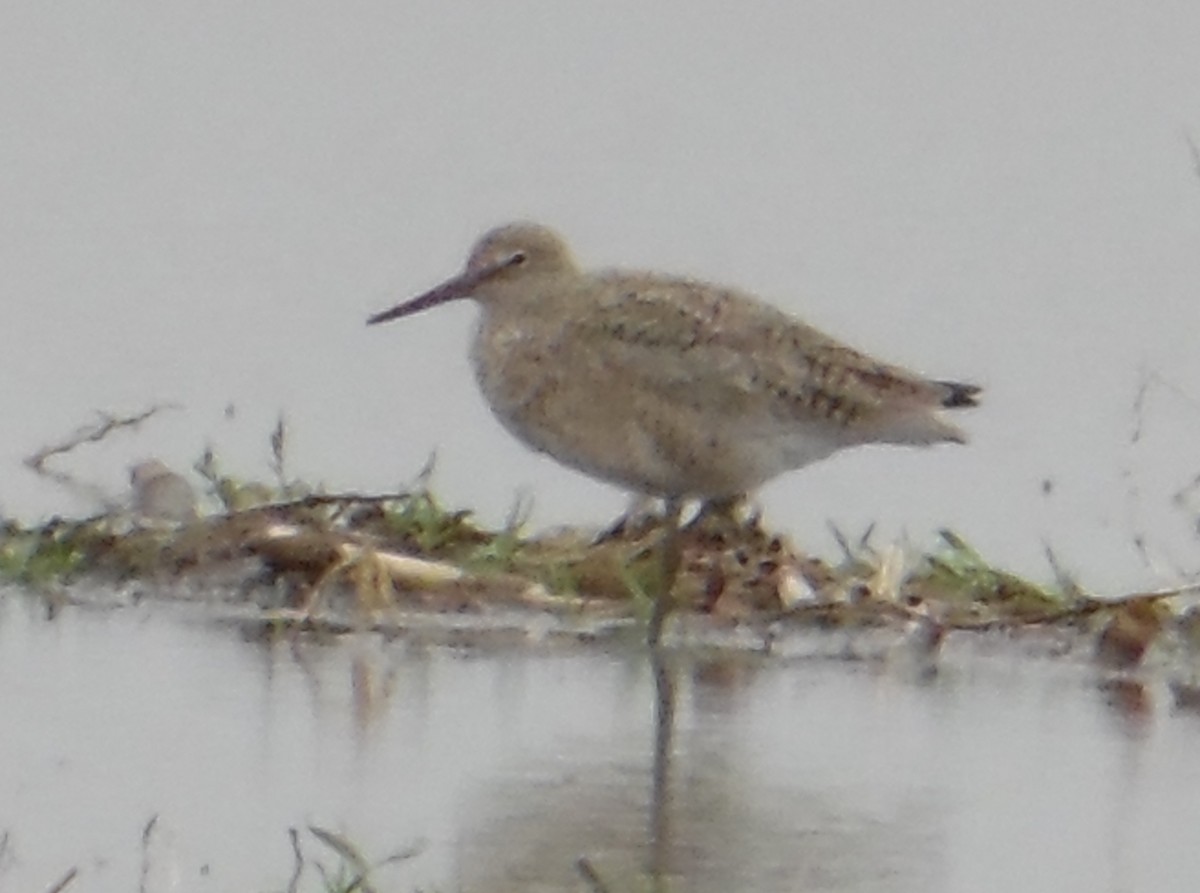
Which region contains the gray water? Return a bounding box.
[2,590,1197,893]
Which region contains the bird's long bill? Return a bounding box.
[367,257,511,326]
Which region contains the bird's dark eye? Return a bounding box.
[510,251,528,266]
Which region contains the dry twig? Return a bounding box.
[25,405,176,473]
[285,827,304,893]
[44,867,78,893]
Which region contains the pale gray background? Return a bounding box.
[4,1,1200,590]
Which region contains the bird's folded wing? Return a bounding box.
[567,277,964,428]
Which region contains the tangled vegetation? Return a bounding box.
[2,407,1199,677]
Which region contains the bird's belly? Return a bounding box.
[476,348,844,498]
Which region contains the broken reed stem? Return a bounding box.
[44,867,79,893]
[285,827,304,893]
[575,856,613,893]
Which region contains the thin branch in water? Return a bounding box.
[45,866,79,893]
[139,814,158,893]
[304,828,423,893]
[1042,543,1086,601]
[313,859,333,892]
[411,450,438,492]
[1120,369,1154,571]
[575,856,613,893]
[309,825,369,871]
[1124,364,1200,445]
[828,521,878,563]
[857,521,877,552]
[270,415,288,488]
[285,827,304,893]
[828,522,855,563]
[1122,366,1200,573]
[504,487,535,533]
[309,826,375,893]
[372,840,425,870]
[1130,363,1151,446]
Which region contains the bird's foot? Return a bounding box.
[680,495,766,550]
[593,495,668,545]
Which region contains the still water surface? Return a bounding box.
[1,590,1197,892]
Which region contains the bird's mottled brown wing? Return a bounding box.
[568,273,976,432]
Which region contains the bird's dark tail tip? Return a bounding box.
[937,380,983,409]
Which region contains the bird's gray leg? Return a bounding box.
[647,497,684,648]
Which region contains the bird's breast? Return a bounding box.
[470,318,559,428]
